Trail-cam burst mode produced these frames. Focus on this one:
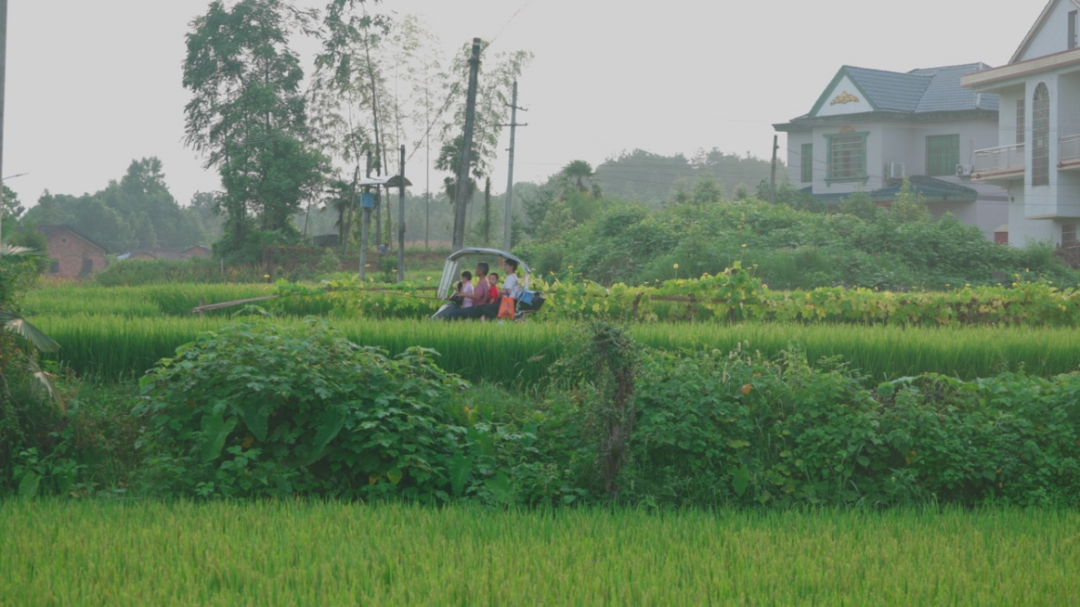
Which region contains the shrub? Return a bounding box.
[624,346,1080,508]
[133,320,470,501]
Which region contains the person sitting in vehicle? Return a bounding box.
[501,259,522,300]
[455,270,475,309]
[486,272,501,304]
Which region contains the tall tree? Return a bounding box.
[0,184,20,221]
[438,41,531,221]
[183,0,327,257]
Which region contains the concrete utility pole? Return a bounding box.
[0,0,8,253]
[769,135,779,204]
[501,80,527,252]
[397,144,405,282]
[451,38,482,252]
[483,177,491,246]
[359,153,373,280]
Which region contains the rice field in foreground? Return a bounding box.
[31,315,1080,383]
[1,501,1076,606]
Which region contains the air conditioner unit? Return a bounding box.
[956,164,974,177]
[884,162,906,179]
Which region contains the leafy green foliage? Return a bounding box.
[21,158,208,252]
[516,196,1077,290]
[183,0,329,260]
[133,320,470,500]
[624,345,1080,508]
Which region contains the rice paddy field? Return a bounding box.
[1,501,1076,606]
[9,282,1080,606]
[31,314,1080,384]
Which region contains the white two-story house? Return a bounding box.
[775,63,1008,241]
[963,0,1080,247]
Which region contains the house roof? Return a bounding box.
[38,224,108,253]
[116,246,210,260]
[800,176,979,205]
[802,63,998,121]
[1011,0,1080,64]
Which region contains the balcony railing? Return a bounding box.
[974,143,1025,177]
[1061,134,1080,165]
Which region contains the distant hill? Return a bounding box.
[596,148,780,206]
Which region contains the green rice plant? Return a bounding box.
[30,315,1080,384]
[1,501,1077,606]
[22,283,333,317]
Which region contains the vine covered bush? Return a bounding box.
[622,345,1080,508]
[515,197,1078,290]
[134,320,471,500]
[279,270,1080,328]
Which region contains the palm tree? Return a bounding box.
[557,160,602,200]
[0,235,63,408]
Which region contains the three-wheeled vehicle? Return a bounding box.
[431,247,545,321]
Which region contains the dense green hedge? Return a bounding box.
[624,347,1080,508]
[516,197,1078,290]
[14,320,1078,508]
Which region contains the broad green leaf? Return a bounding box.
[857,456,871,468]
[239,403,270,442]
[311,410,346,455]
[449,451,472,496]
[484,471,514,505]
[18,472,41,500]
[732,466,750,497]
[387,468,404,485]
[200,413,238,463]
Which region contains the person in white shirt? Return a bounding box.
[502,258,521,300]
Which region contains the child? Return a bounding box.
[487,273,500,303]
[459,271,475,308]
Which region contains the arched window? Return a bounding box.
[1032,83,1050,187]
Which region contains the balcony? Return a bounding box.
[973,144,1025,182]
[1060,134,1080,170]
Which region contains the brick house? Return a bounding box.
[39,225,108,278]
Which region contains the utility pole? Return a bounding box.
[483,177,491,246]
[501,80,527,252]
[397,144,406,282]
[342,164,359,257]
[425,88,431,251]
[0,0,8,253]
[769,135,779,204]
[451,38,481,252]
[359,152,373,280]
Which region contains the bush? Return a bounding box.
[530,197,1080,290]
[622,346,1080,508]
[133,320,470,500]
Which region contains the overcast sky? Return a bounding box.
[4,0,1045,209]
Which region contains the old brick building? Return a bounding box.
[39,225,107,279]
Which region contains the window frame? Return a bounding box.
[1063,223,1077,247]
[1016,98,1025,146]
[1069,10,1077,50]
[1032,83,1050,187]
[926,134,961,177]
[800,143,814,183]
[824,131,869,184]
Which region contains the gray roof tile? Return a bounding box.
[842,63,997,115]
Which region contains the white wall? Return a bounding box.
[1016,0,1080,62]
[996,85,1026,147]
[785,131,813,186]
[1009,191,1059,245]
[814,76,873,117]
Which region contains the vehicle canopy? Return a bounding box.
[437,248,532,299]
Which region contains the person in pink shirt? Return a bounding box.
[458,271,475,309]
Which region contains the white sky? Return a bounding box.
[4,0,1046,209]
